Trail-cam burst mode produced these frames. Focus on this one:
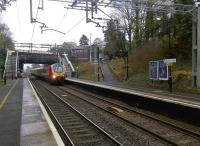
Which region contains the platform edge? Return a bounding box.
[28,78,65,146]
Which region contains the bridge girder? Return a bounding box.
[17,50,60,72]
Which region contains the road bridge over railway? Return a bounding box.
[3,49,75,80]
[17,50,60,72]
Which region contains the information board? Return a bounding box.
[149,61,159,80]
[158,60,168,80]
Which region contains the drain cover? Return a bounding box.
[107,106,123,113]
[61,94,68,97]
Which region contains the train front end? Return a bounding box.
[49,63,65,84]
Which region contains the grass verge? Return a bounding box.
[108,58,200,94]
[108,58,128,81]
[0,79,3,86]
[77,61,103,81]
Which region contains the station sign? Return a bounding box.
[164,58,176,66]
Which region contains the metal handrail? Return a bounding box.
[15,51,18,78]
[58,53,62,64]
[63,54,75,73]
[3,51,8,79]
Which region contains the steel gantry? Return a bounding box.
[48,0,199,87]
[192,6,200,88]
[0,0,15,11]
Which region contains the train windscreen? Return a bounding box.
[53,64,63,73]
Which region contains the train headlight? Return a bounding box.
[52,75,56,79]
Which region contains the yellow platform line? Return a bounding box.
[0,80,18,111]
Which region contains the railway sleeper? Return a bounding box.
[178,139,200,146]
[69,129,94,135]
[66,125,86,129]
[73,133,96,138]
[69,127,92,132]
[72,134,101,142]
[75,137,105,146]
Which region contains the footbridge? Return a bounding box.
[3,49,75,79]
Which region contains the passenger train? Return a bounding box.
[31,63,65,84]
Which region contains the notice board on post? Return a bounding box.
[158,60,168,80]
[149,61,159,80]
[149,60,169,81]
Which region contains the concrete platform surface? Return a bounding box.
[0,79,23,146]
[20,79,60,146]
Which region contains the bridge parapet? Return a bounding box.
[4,50,76,78]
[17,50,59,62]
[17,49,56,55]
[17,49,60,72]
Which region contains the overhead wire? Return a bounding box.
[56,9,68,28]
[30,0,41,43]
[64,16,86,35]
[15,0,21,37]
[55,15,86,43]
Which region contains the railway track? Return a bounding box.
[30,79,123,146]
[63,85,200,134]
[56,85,200,146]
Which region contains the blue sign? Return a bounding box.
[149,61,159,80]
[158,60,168,80]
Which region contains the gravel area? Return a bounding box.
[41,82,169,146]
[37,80,200,146]
[60,86,200,146]
[66,85,200,135]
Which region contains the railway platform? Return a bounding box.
[0,78,63,146]
[66,78,200,109]
[0,79,22,146]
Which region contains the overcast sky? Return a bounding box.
[1,0,106,46]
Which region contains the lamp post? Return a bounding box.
[3,42,6,84]
[76,66,79,78]
[167,13,173,92]
[167,13,172,54]
[89,33,92,62]
[11,53,13,80]
[76,50,79,78]
[157,14,173,92]
[97,47,100,81]
[126,48,129,80]
[123,29,128,80]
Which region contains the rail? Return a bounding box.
[63,85,200,140]
[59,86,182,146]
[32,79,122,146]
[65,78,200,127]
[30,80,74,146]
